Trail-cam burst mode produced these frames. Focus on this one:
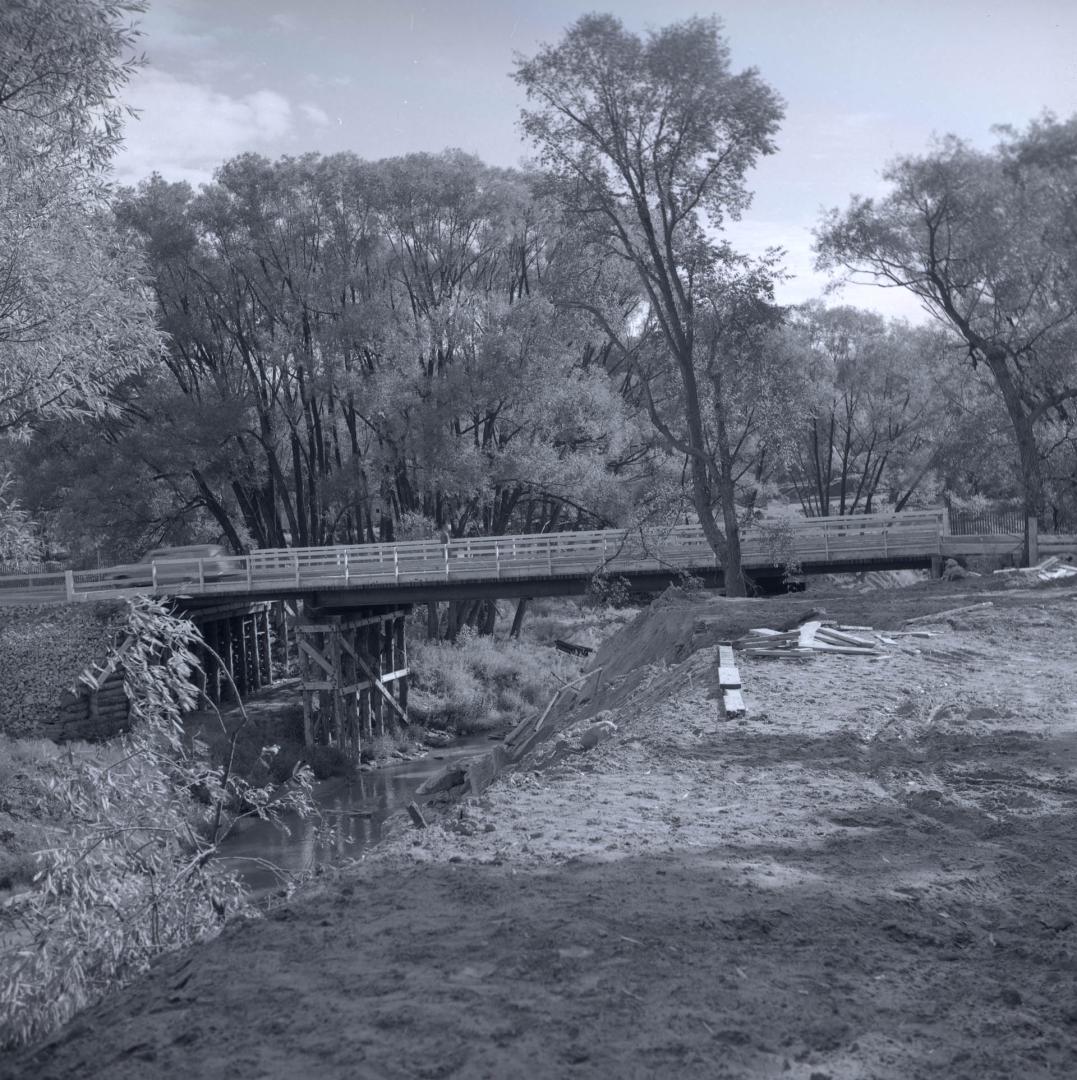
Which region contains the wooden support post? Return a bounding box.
[250,616,262,691]
[329,623,343,748]
[1027,515,1039,567]
[237,616,250,696]
[261,608,273,684]
[930,554,943,579]
[371,623,384,739]
[395,614,408,715]
[225,617,237,701]
[316,626,331,747]
[212,621,224,704]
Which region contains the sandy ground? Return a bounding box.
[5,577,1077,1079]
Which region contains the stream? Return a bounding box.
[217,731,497,894]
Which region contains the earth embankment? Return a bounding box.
[6,578,1077,1079]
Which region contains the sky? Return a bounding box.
[114,0,1077,322]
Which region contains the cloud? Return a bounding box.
[269,13,299,33]
[721,218,930,323]
[113,68,305,188]
[299,104,330,128]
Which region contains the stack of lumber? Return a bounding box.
[737,620,883,659]
[994,556,1077,583]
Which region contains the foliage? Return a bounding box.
[0,474,41,567]
[0,0,162,440]
[816,115,1077,538]
[514,13,786,594]
[775,304,957,515]
[408,630,574,733]
[92,152,635,557]
[586,573,634,609]
[0,597,317,1050]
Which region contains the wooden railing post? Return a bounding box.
[64,570,75,601]
[394,549,399,581]
[294,552,301,587]
[344,549,350,583]
[495,541,501,579]
[246,557,252,590]
[152,562,158,591]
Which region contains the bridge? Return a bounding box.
[1,508,1059,609]
[4,510,1071,760]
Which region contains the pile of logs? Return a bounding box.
[737,620,884,659]
[46,669,131,741]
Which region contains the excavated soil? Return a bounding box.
[6,577,1077,1079]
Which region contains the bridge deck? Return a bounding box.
[0,512,1069,607]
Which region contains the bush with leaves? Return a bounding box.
[0,597,318,1050]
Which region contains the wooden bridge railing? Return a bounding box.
[0,510,950,605]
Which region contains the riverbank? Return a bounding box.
[5,576,1077,1079]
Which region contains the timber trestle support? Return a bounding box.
[186,601,275,704]
[297,606,410,761]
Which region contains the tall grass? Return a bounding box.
[408,598,638,734]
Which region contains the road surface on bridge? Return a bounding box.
[0,510,1062,607]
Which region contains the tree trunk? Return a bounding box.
[713,398,747,597]
[986,351,1042,566]
[509,598,529,639]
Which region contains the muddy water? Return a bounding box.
[217,732,497,893]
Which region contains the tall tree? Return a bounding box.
[0,0,161,438]
[514,14,784,595]
[100,151,632,567]
[778,305,954,516]
[816,116,1077,559]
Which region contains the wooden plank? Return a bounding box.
[718,643,735,666]
[904,602,993,625]
[353,651,408,725]
[718,665,741,688]
[298,639,335,677]
[739,648,813,661]
[722,688,746,717]
[554,638,594,657]
[816,627,875,647]
[342,667,410,695]
[807,643,882,655]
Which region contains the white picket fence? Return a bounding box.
[0,510,949,605]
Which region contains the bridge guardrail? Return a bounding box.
[0,510,950,604]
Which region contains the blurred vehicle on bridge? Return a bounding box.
[107,544,242,588]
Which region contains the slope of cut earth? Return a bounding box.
[6,579,1077,1079]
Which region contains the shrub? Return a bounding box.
[0,597,319,1050]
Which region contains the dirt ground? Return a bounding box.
[6,575,1077,1079]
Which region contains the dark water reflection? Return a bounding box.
[218,732,496,893]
